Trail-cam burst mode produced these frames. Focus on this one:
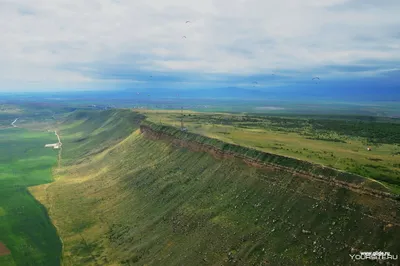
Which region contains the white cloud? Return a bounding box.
[0,0,399,90]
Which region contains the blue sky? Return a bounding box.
[0,0,399,92]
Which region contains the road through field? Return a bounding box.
[11,118,18,127]
[55,131,62,168]
[55,131,61,145]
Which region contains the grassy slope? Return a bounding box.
[31,110,399,266]
[142,111,400,193]
[59,109,145,164]
[0,128,62,266]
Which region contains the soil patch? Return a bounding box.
[0,242,11,256]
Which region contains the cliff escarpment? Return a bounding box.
[140,122,398,202]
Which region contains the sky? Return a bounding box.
[0,0,399,92]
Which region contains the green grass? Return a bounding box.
[0,128,62,266]
[32,109,400,266]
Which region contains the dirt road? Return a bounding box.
[55,131,62,168]
[55,131,62,146]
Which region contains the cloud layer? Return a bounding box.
[1,0,399,91]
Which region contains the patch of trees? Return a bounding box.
[309,119,400,145]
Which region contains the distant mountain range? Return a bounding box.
[2,81,398,102]
[120,87,270,99]
[117,85,399,101]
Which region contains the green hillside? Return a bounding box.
[31,109,400,266]
[59,109,145,164]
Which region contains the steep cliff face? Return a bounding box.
[32,111,400,266]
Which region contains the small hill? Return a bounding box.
[31,109,400,266]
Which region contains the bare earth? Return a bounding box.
[0,242,10,257]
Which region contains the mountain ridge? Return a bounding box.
[29,109,400,265]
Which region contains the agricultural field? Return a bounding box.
[0,104,23,114]
[0,127,62,266]
[141,110,400,194]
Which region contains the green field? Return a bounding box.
[30,109,399,265]
[0,128,62,266]
[141,110,400,194]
